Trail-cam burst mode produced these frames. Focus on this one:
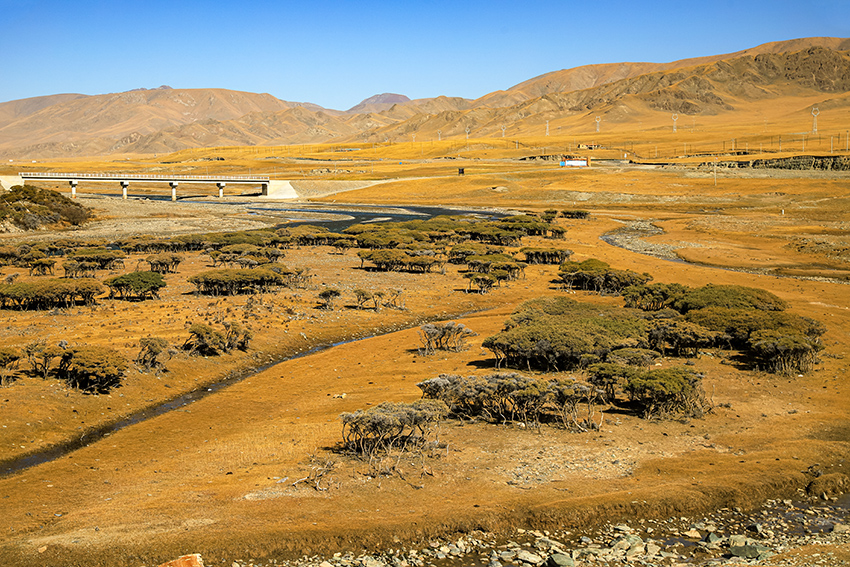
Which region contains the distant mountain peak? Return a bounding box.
[127,85,173,92]
[347,93,410,113]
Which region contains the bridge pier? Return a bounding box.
[170,181,178,201]
[261,183,268,196]
[217,182,226,198]
[121,181,129,200]
[69,180,78,199]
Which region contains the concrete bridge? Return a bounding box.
[0,172,299,200]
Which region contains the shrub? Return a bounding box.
[587,362,643,403]
[340,400,448,458]
[417,372,549,425]
[549,378,602,431]
[558,259,652,295]
[0,185,91,229]
[104,271,166,300]
[187,268,283,295]
[353,289,374,309]
[66,248,126,270]
[463,273,496,294]
[317,288,341,310]
[606,347,660,367]
[625,366,710,418]
[623,283,690,311]
[144,253,183,274]
[183,323,226,356]
[520,247,573,265]
[28,258,56,276]
[749,330,822,375]
[648,319,718,357]
[223,321,252,351]
[418,321,477,355]
[483,297,648,371]
[136,337,170,370]
[673,284,788,313]
[23,340,64,378]
[183,321,251,356]
[58,346,129,394]
[0,278,104,309]
[0,346,21,387]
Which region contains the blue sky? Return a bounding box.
[2,0,848,110]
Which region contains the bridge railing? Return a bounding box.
[20,172,270,182]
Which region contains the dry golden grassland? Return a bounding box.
[0,131,848,566]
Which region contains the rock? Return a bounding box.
[683,529,702,539]
[545,553,575,567]
[645,543,661,557]
[729,545,770,559]
[613,524,632,533]
[158,555,205,567]
[625,544,645,557]
[515,549,544,564]
[536,537,565,550]
[728,534,749,547]
[705,532,722,544]
[320,562,334,567]
[834,523,850,533]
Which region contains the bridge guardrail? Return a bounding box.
[19,172,270,182]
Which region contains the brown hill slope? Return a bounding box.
[0,88,306,153]
[0,93,88,126]
[500,36,850,104]
[351,46,850,142]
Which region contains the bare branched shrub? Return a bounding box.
[418,321,477,355]
[340,400,448,460]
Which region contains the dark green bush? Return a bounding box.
[0,185,91,229]
[187,268,283,295]
[58,346,129,393]
[483,297,648,371]
[104,271,166,300]
[625,366,709,418]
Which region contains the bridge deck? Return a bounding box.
[20,172,270,184]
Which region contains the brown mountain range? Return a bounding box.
[1,37,848,158]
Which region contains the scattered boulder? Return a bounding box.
[515,549,544,564]
[545,553,574,567]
